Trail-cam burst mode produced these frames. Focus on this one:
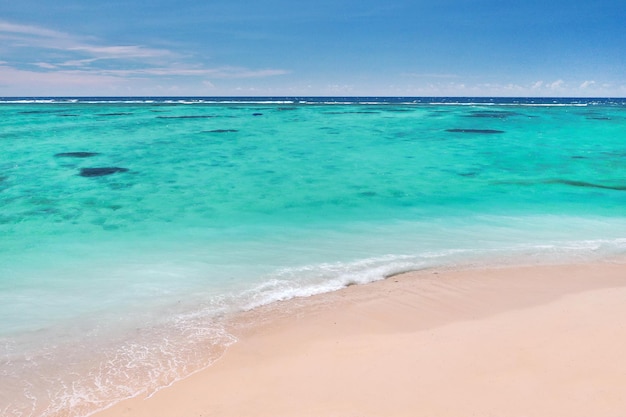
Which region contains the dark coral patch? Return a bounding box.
[55,152,100,158]
[156,115,216,119]
[19,110,65,114]
[544,179,626,191]
[79,167,129,177]
[204,129,239,133]
[325,111,380,115]
[446,129,505,134]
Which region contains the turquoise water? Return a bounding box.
[2,97,626,416]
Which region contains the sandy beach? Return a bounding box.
[94,262,626,417]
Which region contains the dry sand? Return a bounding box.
[95,262,626,417]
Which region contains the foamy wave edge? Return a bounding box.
[7,237,626,417]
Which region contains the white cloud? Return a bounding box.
[0,20,86,52]
[67,45,174,61]
[0,19,289,95]
[0,21,63,38]
[580,80,596,89]
[34,62,57,69]
[0,62,288,96]
[0,20,71,42]
[0,64,123,89]
[205,67,289,79]
[0,20,288,77]
[92,66,288,79]
[548,79,565,90]
[0,19,176,68]
[531,81,543,89]
[325,84,356,94]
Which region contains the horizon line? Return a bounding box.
[1,95,625,99]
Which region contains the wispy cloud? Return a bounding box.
[580,80,596,89]
[65,45,175,63]
[0,21,71,43]
[548,79,565,90]
[0,64,124,88]
[0,20,178,67]
[0,20,288,94]
[34,62,58,69]
[95,66,289,78]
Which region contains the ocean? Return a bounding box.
[2,96,626,417]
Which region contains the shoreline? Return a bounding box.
[92,260,626,417]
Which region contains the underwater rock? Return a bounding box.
[156,115,216,119]
[446,129,505,134]
[252,113,263,116]
[544,179,626,191]
[325,111,380,115]
[204,129,239,133]
[55,152,100,158]
[19,110,65,114]
[79,167,129,177]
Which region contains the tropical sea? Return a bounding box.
[1,96,626,417]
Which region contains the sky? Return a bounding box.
[1,0,625,97]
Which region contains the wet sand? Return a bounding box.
[95,262,626,417]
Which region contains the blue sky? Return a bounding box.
[1,0,624,96]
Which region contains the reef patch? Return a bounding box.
[55,152,100,158]
[79,167,129,177]
[446,129,505,134]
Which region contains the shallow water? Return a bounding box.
[1,97,626,416]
